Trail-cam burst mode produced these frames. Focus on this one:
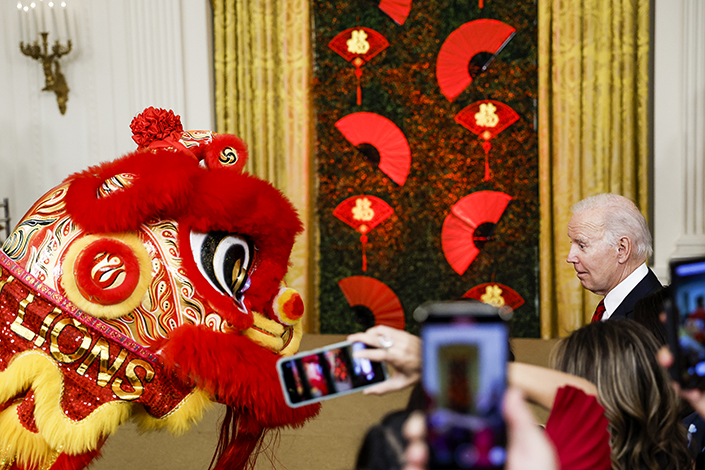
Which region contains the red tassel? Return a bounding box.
[360,234,368,271]
[354,67,363,105]
[481,140,492,181]
[479,0,484,8]
[210,409,265,470]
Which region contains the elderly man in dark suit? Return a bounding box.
[566,193,662,323]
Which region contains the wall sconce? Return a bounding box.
[17,1,73,115]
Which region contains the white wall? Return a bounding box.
[0,0,213,226]
[653,0,705,281]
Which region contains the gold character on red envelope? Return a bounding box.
[0,107,318,470]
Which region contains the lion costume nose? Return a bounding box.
[242,286,305,356]
[272,287,304,326]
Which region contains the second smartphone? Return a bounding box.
[667,256,705,389]
[277,340,389,407]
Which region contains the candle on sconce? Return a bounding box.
[48,1,60,41]
[25,5,35,42]
[17,3,25,44]
[61,2,70,41]
[25,6,33,42]
[38,0,46,33]
[29,2,39,39]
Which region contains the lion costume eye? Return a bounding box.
[189,231,253,300]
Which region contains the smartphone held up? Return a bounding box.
[416,300,509,470]
[667,256,705,389]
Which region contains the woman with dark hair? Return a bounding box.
[552,319,692,470]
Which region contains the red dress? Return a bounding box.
[545,385,612,470]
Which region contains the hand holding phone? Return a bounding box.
[347,325,422,395]
[277,340,389,407]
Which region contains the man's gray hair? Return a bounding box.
[571,193,653,261]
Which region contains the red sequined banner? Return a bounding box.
[0,251,192,421]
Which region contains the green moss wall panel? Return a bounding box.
[314,1,539,337]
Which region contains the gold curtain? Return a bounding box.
[212,0,318,332]
[538,0,650,338]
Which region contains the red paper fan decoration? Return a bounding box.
[455,100,520,180]
[436,19,516,102]
[463,283,524,310]
[338,276,405,329]
[442,191,512,275]
[329,28,389,105]
[378,0,412,25]
[334,195,394,271]
[335,112,411,185]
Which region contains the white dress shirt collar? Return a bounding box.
[602,263,648,320]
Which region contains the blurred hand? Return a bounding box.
[504,387,559,470]
[347,325,421,395]
[658,346,705,417]
[400,388,558,470]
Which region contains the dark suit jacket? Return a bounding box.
[610,268,663,320]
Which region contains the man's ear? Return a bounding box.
[617,236,632,263]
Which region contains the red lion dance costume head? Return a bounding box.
[0,108,319,470]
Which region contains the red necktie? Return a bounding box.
[592,299,606,323]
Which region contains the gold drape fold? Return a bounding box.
[539,0,650,337]
[213,0,317,332]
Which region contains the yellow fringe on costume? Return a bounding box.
[132,388,212,436]
[0,351,132,468]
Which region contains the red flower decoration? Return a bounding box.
[130,107,184,149]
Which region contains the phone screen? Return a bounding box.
[668,257,705,389]
[422,319,508,469]
[277,341,388,407]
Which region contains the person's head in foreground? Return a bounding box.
[553,319,691,470]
